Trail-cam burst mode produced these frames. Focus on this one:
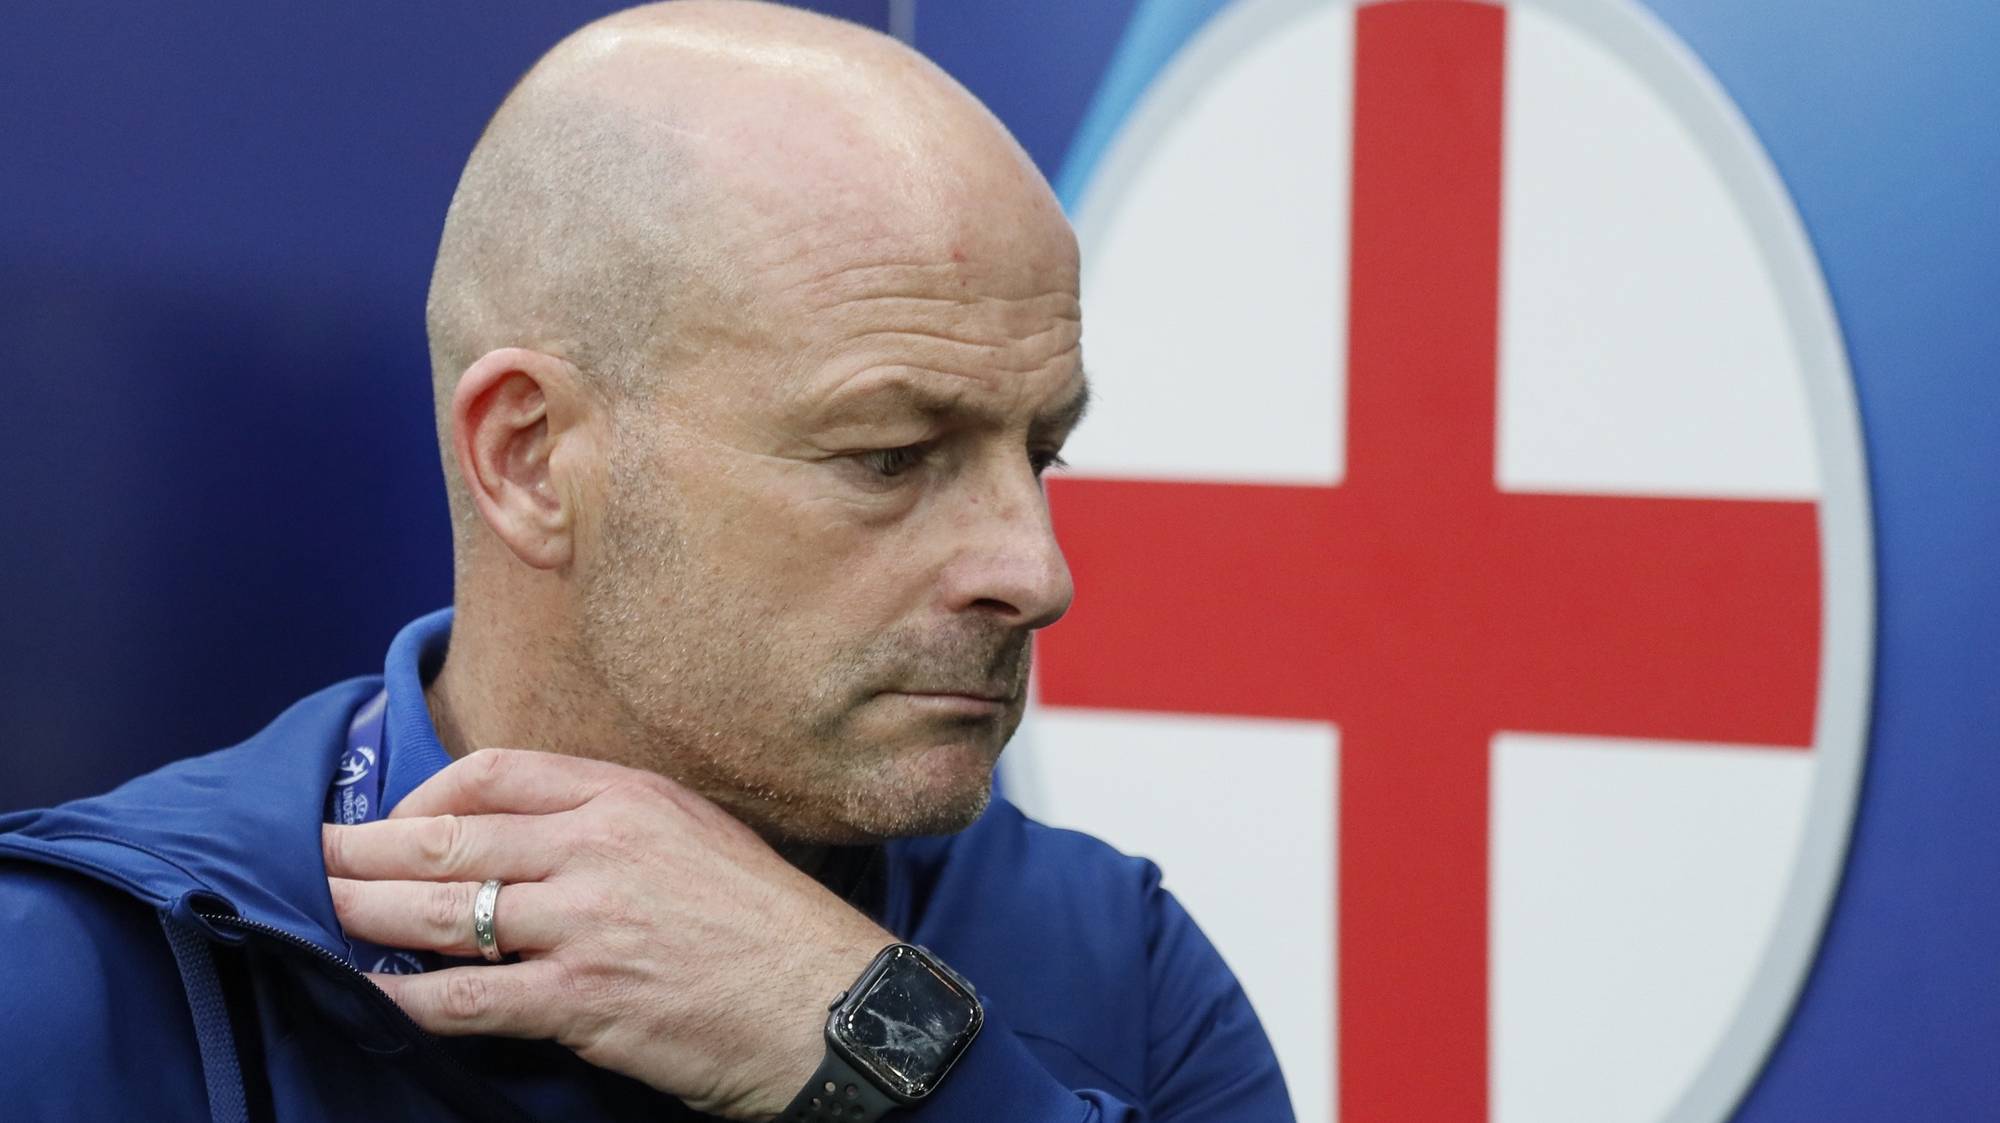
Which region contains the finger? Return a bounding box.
[369,960,572,1041]
[329,878,567,958]
[322,813,562,883]
[391,748,678,820]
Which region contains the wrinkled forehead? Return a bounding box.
[563,29,1080,412]
[710,116,1076,298]
[666,116,1079,398]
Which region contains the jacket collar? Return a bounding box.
[0,609,459,958]
[379,607,457,811]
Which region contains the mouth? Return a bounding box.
[882,689,1019,714]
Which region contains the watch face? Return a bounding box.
[833,946,982,1099]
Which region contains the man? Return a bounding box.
[0,3,1290,1120]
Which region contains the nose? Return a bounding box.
[942,463,1075,630]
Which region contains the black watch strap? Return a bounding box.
[780,1048,902,1122]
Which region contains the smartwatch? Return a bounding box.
[780,943,984,1121]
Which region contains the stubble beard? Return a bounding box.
[576,467,1032,844]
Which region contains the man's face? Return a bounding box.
[574,225,1085,844]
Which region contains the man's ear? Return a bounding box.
[449,347,599,571]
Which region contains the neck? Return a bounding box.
[420,665,480,764]
[422,592,606,764]
[425,593,836,879]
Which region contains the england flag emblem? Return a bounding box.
[1004,2,1874,1121]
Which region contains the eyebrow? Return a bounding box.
[1034,377,1092,438]
[818,373,1093,435]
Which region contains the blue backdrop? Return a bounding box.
[4,1,1994,1118]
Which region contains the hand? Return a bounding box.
[322,748,894,1120]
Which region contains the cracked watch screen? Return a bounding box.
[841,951,976,1094]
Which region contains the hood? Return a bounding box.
[0,676,379,955]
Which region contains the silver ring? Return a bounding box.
[472,878,503,963]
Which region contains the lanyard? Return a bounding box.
[325,688,435,976]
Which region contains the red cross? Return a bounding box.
[1038,3,1821,1119]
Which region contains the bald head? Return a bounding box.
[425,0,1070,544]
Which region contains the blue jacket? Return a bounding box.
[0,613,1292,1122]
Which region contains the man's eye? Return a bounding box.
[1030,450,1069,477]
[860,445,927,478]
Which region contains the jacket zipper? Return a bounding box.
[196,910,534,1123]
